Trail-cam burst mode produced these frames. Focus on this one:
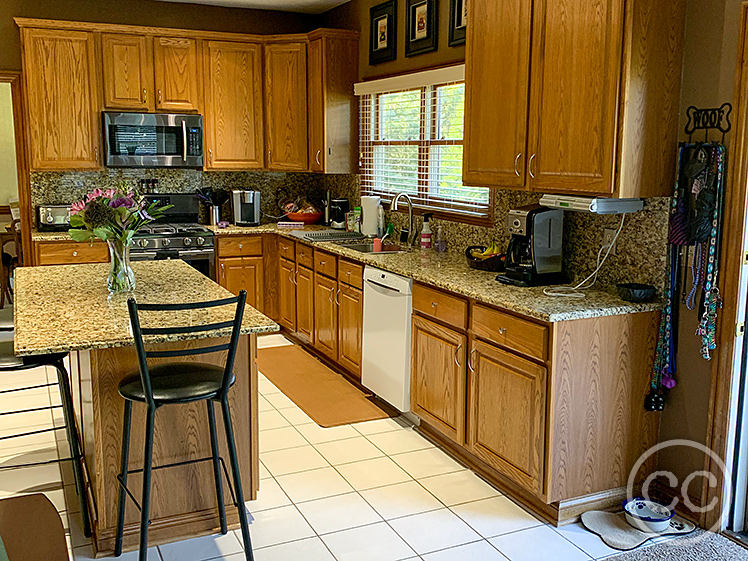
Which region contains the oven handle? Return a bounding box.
[178,248,215,258]
[130,251,158,261]
[182,121,188,161]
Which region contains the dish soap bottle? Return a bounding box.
[421,213,433,249]
[434,225,447,253]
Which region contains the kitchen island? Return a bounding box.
[14,260,279,556]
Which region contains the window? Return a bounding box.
[359,71,492,224]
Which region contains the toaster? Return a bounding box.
[37,205,72,231]
[231,190,261,226]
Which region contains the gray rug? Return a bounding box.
[606,531,748,560]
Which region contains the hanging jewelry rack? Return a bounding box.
[684,102,733,143]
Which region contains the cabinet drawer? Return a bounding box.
[338,259,363,290]
[296,243,314,269]
[413,284,468,330]
[216,236,262,258]
[278,239,295,261]
[471,304,548,362]
[313,249,337,278]
[36,242,108,266]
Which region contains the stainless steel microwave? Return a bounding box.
[102,112,204,168]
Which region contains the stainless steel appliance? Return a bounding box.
[131,193,215,279]
[103,112,204,168]
[330,198,349,229]
[37,205,71,231]
[231,190,261,226]
[497,204,565,287]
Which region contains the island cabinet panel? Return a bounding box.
[218,256,264,313]
[313,271,338,361]
[467,338,547,496]
[153,36,201,112]
[295,265,314,344]
[203,40,264,170]
[278,257,297,331]
[411,315,467,444]
[22,28,101,170]
[337,283,363,378]
[35,241,109,266]
[264,42,308,171]
[101,33,154,111]
[463,0,532,188]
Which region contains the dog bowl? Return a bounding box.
[623,498,673,533]
[617,283,657,303]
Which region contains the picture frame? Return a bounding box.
[406,0,437,57]
[449,0,467,46]
[370,0,397,65]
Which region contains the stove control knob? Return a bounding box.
[137,239,149,248]
[196,237,205,246]
[162,238,171,247]
[183,237,193,247]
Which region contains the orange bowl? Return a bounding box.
[286,212,323,225]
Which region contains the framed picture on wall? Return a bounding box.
[370,0,397,65]
[406,0,437,57]
[449,0,467,46]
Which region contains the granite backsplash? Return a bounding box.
[31,169,669,293]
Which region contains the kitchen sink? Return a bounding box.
[336,242,406,254]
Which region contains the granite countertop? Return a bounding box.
[14,260,279,356]
[31,225,662,323]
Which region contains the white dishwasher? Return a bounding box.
[361,266,413,412]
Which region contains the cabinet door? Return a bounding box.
[295,265,314,344]
[307,39,324,173]
[338,283,363,379]
[527,0,624,194]
[154,36,201,112]
[264,42,308,171]
[467,339,547,495]
[101,33,153,111]
[22,28,101,170]
[204,41,264,170]
[463,0,532,188]
[278,258,296,332]
[218,257,263,312]
[411,315,467,444]
[313,272,338,361]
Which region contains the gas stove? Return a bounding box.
[132,223,215,251]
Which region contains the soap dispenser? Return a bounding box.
[420,213,433,249]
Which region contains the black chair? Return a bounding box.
[0,334,92,538]
[114,291,253,561]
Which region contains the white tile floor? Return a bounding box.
[0,333,667,561]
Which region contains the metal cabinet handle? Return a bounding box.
[454,344,462,368]
[300,251,306,258]
[514,153,522,177]
[329,287,334,303]
[239,244,243,249]
[346,271,351,276]
[528,154,537,179]
[431,301,437,308]
[315,150,321,166]
[468,348,477,372]
[498,327,507,335]
[221,263,225,279]
[72,251,78,257]
[143,89,147,104]
[293,269,298,285]
[209,149,213,163]
[288,270,293,284]
[268,150,272,164]
[320,260,326,266]
[94,147,99,164]
[158,90,162,105]
[335,288,340,306]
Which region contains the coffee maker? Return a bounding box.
[497,205,566,287]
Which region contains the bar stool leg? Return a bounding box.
[207,400,227,534]
[220,397,254,561]
[138,407,156,561]
[114,400,133,557]
[54,359,92,538]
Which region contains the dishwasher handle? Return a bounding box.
[365,278,402,293]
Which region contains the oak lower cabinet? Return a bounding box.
[467,338,547,495]
[217,256,264,312]
[278,257,297,332]
[313,272,338,361]
[337,283,363,379]
[411,315,467,445]
[295,265,314,344]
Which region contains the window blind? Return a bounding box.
[358,68,492,222]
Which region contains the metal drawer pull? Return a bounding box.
[143,89,147,104]
[468,349,477,372]
[72,251,78,257]
[498,327,506,335]
[514,153,522,177]
[431,302,437,308]
[293,269,298,285]
[221,263,225,278]
[315,150,321,166]
[158,90,162,104]
[335,288,340,306]
[454,344,462,368]
[329,288,334,303]
[529,154,537,179]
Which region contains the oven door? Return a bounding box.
[103,112,203,168]
[131,249,216,281]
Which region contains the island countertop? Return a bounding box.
[14,260,280,356]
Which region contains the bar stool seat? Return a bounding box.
[118,363,235,403]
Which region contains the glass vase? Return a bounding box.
[107,238,135,294]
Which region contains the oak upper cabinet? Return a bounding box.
[278,258,297,332]
[337,283,363,378]
[218,256,264,312]
[21,28,101,170]
[307,31,359,174]
[411,315,467,445]
[295,265,314,344]
[467,338,547,495]
[204,40,264,170]
[463,0,532,188]
[313,272,338,361]
[264,42,308,171]
[153,36,201,112]
[463,0,686,198]
[101,33,154,111]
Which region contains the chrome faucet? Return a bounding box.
[392,192,417,246]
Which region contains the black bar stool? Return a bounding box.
[0,332,92,538]
[114,291,254,561]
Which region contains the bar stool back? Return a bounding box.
[115,291,253,561]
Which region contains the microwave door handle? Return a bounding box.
[182,121,187,161]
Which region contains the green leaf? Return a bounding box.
[69,214,85,228]
[92,227,112,242]
[69,229,94,242]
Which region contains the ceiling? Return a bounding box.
[154,0,350,14]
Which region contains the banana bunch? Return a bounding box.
[469,242,501,261]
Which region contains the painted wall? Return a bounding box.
[0,0,320,71]
[0,84,18,206]
[324,0,465,80]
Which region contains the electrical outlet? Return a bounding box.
[603,229,617,255]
